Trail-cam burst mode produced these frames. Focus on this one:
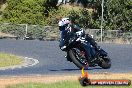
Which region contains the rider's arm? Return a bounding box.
[74,25,81,32]
[59,26,65,31]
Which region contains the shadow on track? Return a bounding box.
[49,67,102,72]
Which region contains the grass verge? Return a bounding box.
[7,80,131,88]
[0,53,23,67]
[1,73,132,88]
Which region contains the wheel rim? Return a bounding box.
[72,48,88,66]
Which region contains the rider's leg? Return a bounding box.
[85,34,100,51]
[90,46,97,58]
[82,42,93,60]
[84,41,99,62]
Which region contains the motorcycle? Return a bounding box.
[60,28,111,69]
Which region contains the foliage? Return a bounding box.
[0,23,26,38]
[103,0,132,31]
[0,0,6,5]
[0,0,132,31]
[63,0,132,31]
[1,0,46,25]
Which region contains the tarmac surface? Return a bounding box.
[0,39,132,76]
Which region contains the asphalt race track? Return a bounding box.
[0,39,132,76]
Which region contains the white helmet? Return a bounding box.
[58,18,71,26]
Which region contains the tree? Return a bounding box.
[103,0,132,31]
[0,0,6,4]
[1,0,46,25]
[43,0,58,17]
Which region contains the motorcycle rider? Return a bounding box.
[58,17,82,51]
[58,17,70,50]
[58,17,99,52]
[58,18,99,61]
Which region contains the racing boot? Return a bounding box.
[60,45,67,51]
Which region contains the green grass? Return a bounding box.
[0,53,23,67]
[7,81,131,88]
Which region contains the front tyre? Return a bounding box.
[98,56,111,69]
[68,46,89,69]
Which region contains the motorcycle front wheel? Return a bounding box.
[68,44,90,69]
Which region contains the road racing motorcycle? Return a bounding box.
[60,28,111,69]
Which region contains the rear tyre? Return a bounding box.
[98,56,111,69]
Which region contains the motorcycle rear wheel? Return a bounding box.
[98,56,111,69]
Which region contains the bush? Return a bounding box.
[1,0,46,25]
[103,0,132,31]
[1,0,131,32]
